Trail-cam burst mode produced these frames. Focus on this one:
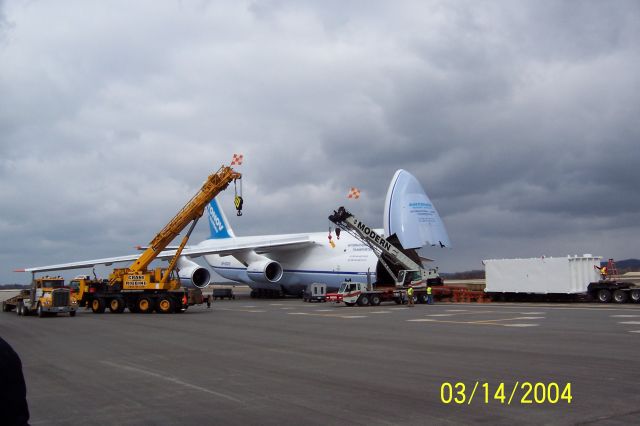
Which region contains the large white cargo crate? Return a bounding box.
[483,255,602,294]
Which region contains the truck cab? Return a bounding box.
[4,276,79,317]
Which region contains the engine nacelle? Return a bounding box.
[246,259,283,283]
[177,257,211,289]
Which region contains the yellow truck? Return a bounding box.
[2,276,78,317]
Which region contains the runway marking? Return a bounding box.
[241,305,257,308]
[503,324,539,327]
[216,308,266,313]
[279,307,294,310]
[269,303,284,306]
[247,310,266,313]
[370,311,393,314]
[315,309,333,312]
[629,330,640,334]
[445,309,468,312]
[287,312,367,319]
[427,311,498,317]
[518,312,546,315]
[408,317,542,328]
[101,361,243,403]
[618,321,640,325]
[611,315,640,318]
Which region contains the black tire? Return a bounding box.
[69,310,76,317]
[2,302,8,312]
[613,290,628,303]
[418,294,428,304]
[137,297,154,314]
[91,298,106,313]
[156,297,174,314]
[630,289,640,303]
[108,298,125,313]
[370,295,381,306]
[597,289,612,303]
[17,302,22,316]
[37,304,44,318]
[357,295,370,306]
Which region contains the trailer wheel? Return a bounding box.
[16,302,23,316]
[357,295,370,306]
[91,298,106,313]
[613,290,628,304]
[370,295,381,306]
[108,298,125,313]
[137,297,154,314]
[2,302,8,312]
[596,289,612,303]
[630,289,640,303]
[37,304,44,318]
[156,297,174,314]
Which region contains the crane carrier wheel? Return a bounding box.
[137,297,154,314]
[109,298,125,313]
[156,297,174,314]
[91,298,106,313]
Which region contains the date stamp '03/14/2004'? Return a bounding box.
[440,382,572,405]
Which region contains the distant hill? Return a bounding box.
[600,258,640,273]
[0,284,30,290]
[441,270,485,280]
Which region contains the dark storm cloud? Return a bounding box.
[0,1,638,282]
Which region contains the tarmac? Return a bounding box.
[1,291,640,425]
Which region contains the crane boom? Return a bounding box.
[329,206,439,287]
[129,165,241,273]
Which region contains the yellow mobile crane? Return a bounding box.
[74,165,242,314]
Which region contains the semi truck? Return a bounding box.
[2,276,78,317]
[483,256,640,303]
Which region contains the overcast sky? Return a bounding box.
[1,1,639,283]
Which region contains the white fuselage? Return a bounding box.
[197,232,378,295]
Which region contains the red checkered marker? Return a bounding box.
[231,154,244,165]
[347,187,361,199]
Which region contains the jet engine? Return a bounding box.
[246,259,283,283]
[177,256,211,288]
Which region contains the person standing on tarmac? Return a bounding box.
[407,286,414,307]
[427,285,433,304]
[0,336,30,426]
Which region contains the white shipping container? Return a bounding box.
[483,255,602,294]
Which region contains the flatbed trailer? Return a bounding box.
[326,280,488,306]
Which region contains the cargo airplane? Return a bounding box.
[19,170,449,297]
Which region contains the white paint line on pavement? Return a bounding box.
[629,330,640,334]
[445,309,468,312]
[611,315,640,318]
[340,315,367,319]
[618,321,640,325]
[370,311,393,314]
[503,324,539,327]
[315,309,333,312]
[519,312,546,315]
[269,303,284,306]
[426,314,455,317]
[101,361,243,403]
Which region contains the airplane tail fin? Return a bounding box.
[206,197,235,239]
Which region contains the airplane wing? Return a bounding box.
[17,236,315,273]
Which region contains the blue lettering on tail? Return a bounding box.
[207,199,232,239]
